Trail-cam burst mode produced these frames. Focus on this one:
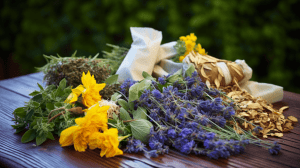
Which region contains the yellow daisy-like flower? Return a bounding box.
[89,128,123,158]
[59,105,110,152]
[179,56,185,62]
[187,33,197,42]
[64,71,106,108]
[195,43,207,55]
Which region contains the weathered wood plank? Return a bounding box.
[0,73,299,168]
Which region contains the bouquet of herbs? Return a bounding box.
[11,32,283,159]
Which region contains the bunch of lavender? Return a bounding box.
[118,67,281,159]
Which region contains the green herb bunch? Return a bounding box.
[11,79,80,146]
[37,51,121,100]
[172,40,186,62]
[107,93,153,144]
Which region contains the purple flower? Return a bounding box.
[145,150,159,158]
[269,142,281,155]
[179,128,193,138]
[253,126,263,134]
[158,77,166,85]
[205,132,215,140]
[207,150,219,159]
[151,89,163,99]
[180,140,195,154]
[167,129,177,139]
[149,138,163,150]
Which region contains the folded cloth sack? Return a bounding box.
[116,27,283,103]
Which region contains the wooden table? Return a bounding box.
[0,72,299,168]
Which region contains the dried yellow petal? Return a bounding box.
[288,116,298,123]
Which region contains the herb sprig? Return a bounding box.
[11,79,79,145]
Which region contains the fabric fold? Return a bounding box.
[116,27,283,103]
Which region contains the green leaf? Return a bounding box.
[128,83,140,102]
[25,109,35,121]
[128,101,134,111]
[31,94,43,103]
[21,129,36,143]
[46,132,55,140]
[130,119,153,143]
[37,83,44,91]
[112,112,118,121]
[54,102,63,108]
[29,90,40,96]
[128,79,152,102]
[46,103,55,111]
[32,101,40,108]
[104,74,119,85]
[117,99,129,110]
[14,107,26,118]
[58,78,67,90]
[167,68,183,83]
[119,107,132,121]
[132,107,147,120]
[111,92,122,102]
[108,118,117,125]
[36,134,47,146]
[185,64,196,77]
[15,127,25,134]
[142,71,156,81]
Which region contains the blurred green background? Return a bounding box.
[1,0,299,93]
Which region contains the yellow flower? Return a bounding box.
[179,56,185,62]
[188,33,197,42]
[195,43,207,55]
[179,36,187,41]
[59,105,110,152]
[64,71,106,108]
[89,128,123,158]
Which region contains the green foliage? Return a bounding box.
[12,78,76,145]
[1,0,300,93]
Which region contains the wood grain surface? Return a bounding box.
[0,72,299,168]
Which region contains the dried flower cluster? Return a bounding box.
[215,85,298,138]
[98,99,120,119]
[44,58,119,100]
[188,51,244,89]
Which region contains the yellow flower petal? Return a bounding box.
[75,117,86,126]
[179,56,185,62]
[74,85,85,94]
[59,126,78,147]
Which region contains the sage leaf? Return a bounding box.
[111,92,122,102]
[142,71,156,81]
[104,74,119,85]
[29,90,40,96]
[25,109,35,121]
[32,94,43,103]
[46,103,55,111]
[36,134,47,146]
[128,101,134,111]
[128,83,140,102]
[185,64,196,77]
[21,129,36,143]
[118,99,129,111]
[132,107,147,120]
[112,112,118,121]
[58,78,66,90]
[14,107,26,118]
[129,79,152,102]
[37,83,44,91]
[47,132,55,140]
[120,107,132,121]
[130,119,153,143]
